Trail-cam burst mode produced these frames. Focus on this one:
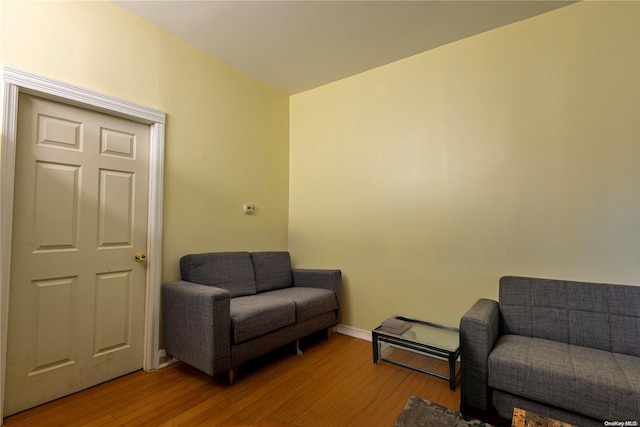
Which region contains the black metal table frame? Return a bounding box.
[372,316,460,390]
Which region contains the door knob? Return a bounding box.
[135,252,147,262]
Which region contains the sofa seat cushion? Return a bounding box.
[264,287,338,323]
[488,335,640,421]
[230,295,295,344]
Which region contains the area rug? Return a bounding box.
[393,395,493,427]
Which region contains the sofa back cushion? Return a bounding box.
[499,276,640,357]
[180,252,257,297]
[251,251,293,293]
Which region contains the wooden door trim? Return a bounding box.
[0,66,165,420]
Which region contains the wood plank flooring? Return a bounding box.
[4,333,461,426]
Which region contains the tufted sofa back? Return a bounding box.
[499,276,640,357]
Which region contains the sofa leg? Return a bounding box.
[295,339,303,356]
[227,369,235,385]
[327,327,333,339]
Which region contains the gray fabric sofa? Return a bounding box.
[162,251,341,383]
[460,276,640,426]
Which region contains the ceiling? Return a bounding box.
[111,1,574,95]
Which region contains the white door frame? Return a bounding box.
[0,66,165,421]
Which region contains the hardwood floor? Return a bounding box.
[4,333,461,426]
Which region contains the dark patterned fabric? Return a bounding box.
[499,276,640,356]
[492,390,603,427]
[263,287,338,322]
[489,335,640,421]
[459,299,500,412]
[394,396,491,427]
[461,276,640,424]
[293,268,342,323]
[163,251,342,380]
[231,311,336,368]
[251,251,293,292]
[180,252,257,297]
[230,294,295,344]
[162,280,231,375]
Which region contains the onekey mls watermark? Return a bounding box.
[604,421,638,427]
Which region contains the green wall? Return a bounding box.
[289,1,640,329]
[2,1,639,333]
[1,0,291,283]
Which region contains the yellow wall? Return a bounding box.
[289,1,640,329]
[3,1,639,334]
[1,0,290,282]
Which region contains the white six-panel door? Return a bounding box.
[4,93,150,415]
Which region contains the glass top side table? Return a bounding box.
[372,316,460,390]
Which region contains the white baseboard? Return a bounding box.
[336,324,372,342]
[156,349,177,369]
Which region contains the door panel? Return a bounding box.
[94,270,132,356]
[98,169,135,247]
[30,276,76,375]
[5,93,150,416]
[34,161,81,251]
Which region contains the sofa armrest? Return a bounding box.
[460,298,500,413]
[292,269,342,323]
[162,280,231,376]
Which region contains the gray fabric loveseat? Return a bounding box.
[162,251,341,383]
[460,276,640,426]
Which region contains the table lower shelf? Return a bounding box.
[373,338,460,390]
